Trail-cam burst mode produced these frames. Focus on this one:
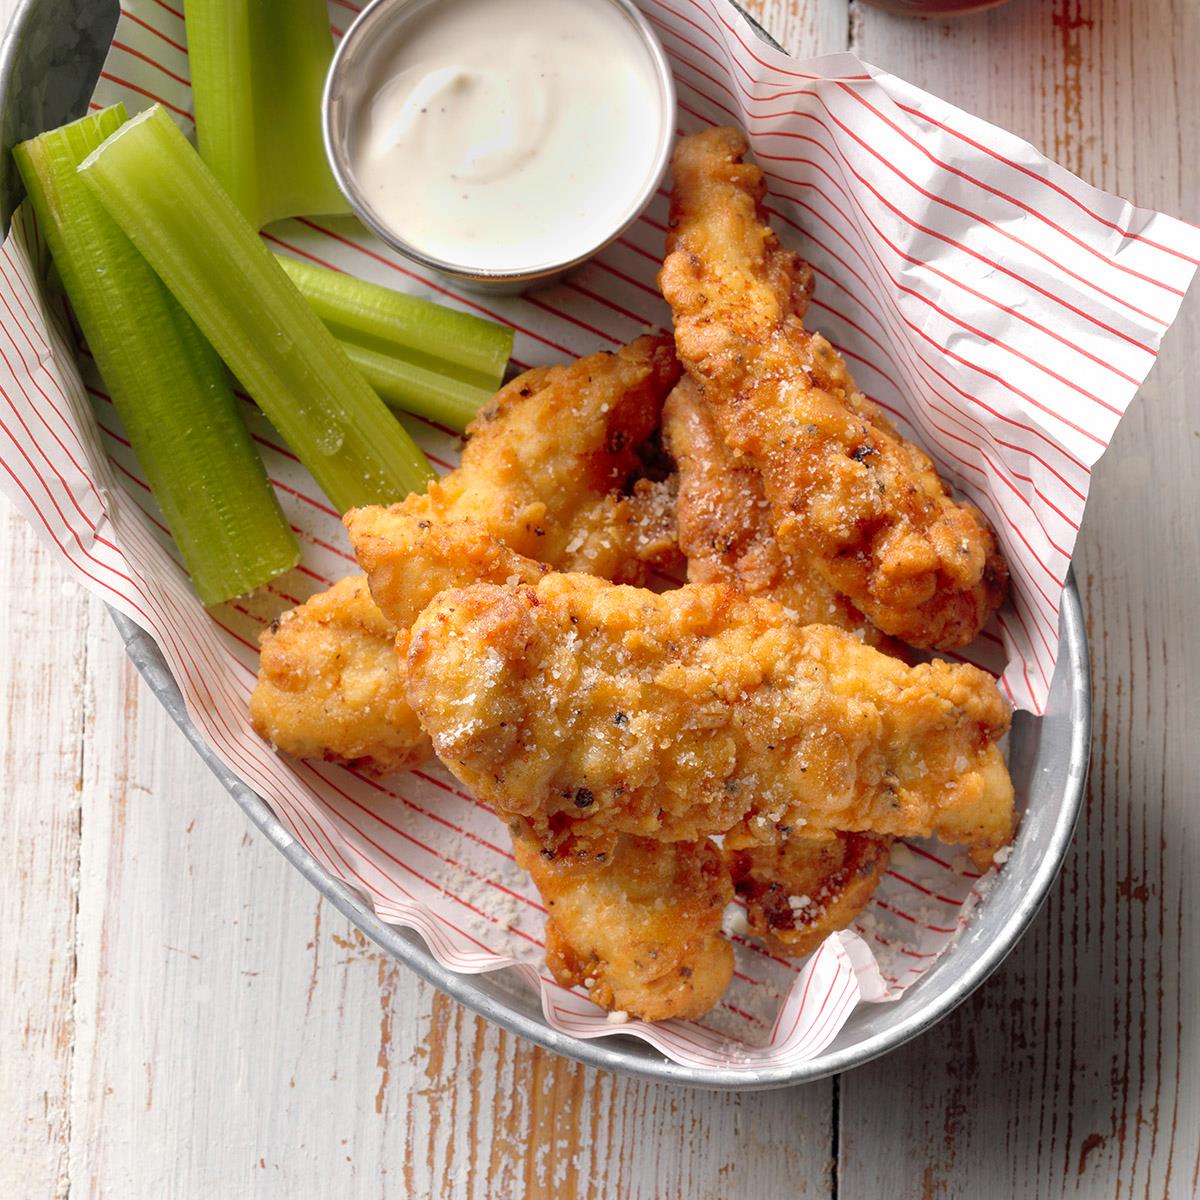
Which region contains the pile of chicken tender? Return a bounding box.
[250,127,1015,1023]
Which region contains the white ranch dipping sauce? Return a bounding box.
[350,0,666,271]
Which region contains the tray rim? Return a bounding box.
[2,0,1092,1090]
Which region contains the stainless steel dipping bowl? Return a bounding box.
[0,0,1091,1090]
[322,0,677,293]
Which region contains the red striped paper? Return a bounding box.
[5,0,1195,1069]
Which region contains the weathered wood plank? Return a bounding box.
[0,507,94,1198]
[61,625,428,1197]
[838,1,1200,1196]
[744,0,849,54]
[403,989,835,1199]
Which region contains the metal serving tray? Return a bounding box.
[0,0,1090,1090]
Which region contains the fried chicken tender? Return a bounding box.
[727,832,890,958]
[405,569,1015,856]
[514,830,734,1021]
[664,376,882,642]
[411,333,682,581]
[249,575,428,773]
[346,510,542,632]
[659,127,1007,650]
[251,336,681,769]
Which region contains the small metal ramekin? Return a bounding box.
[322,0,676,294]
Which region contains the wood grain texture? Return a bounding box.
[400,991,832,1200]
[0,507,94,1200]
[2,0,1198,1196]
[742,0,849,53]
[839,1,1200,1197]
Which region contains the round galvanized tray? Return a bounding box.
[0,0,1091,1090]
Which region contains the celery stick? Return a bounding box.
[273,255,510,429]
[275,256,512,389]
[79,106,435,511]
[15,106,300,605]
[186,0,346,229]
[341,342,492,432]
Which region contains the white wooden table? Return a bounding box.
[3,1,1197,1195]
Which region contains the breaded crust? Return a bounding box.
[728,832,891,958]
[665,375,883,641]
[249,575,429,773]
[419,332,682,581]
